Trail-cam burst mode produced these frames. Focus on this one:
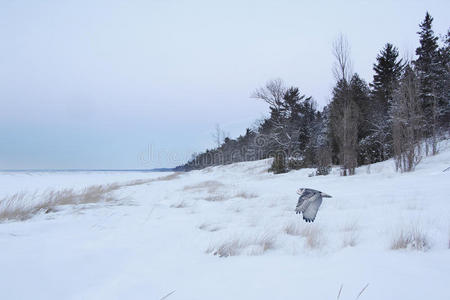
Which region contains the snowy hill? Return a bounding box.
[1,143,450,300]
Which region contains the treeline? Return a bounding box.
[176,13,449,174]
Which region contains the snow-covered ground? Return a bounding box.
[1,146,449,300]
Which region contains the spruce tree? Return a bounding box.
[415,12,440,102]
[348,74,373,164]
[438,29,450,127]
[371,43,403,113]
[414,12,441,154]
[269,151,287,174]
[365,43,403,163]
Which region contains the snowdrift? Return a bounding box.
[0,143,449,299]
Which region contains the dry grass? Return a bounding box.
[198,223,221,232]
[203,194,229,202]
[182,180,224,194]
[123,172,182,187]
[170,200,187,208]
[337,284,369,300]
[301,226,325,249]
[341,220,359,232]
[390,226,430,251]
[284,221,330,249]
[341,221,359,248]
[183,180,232,202]
[284,221,303,236]
[208,239,241,257]
[206,233,276,257]
[0,172,183,222]
[158,172,183,181]
[404,200,423,211]
[342,232,359,248]
[0,183,120,222]
[160,290,176,300]
[234,191,258,199]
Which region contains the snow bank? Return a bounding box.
[0,145,449,299]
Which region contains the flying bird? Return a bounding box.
[295,188,332,222]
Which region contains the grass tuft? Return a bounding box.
[390,226,430,251]
[203,194,228,202]
[284,221,303,236]
[170,200,187,208]
[301,226,325,249]
[234,191,258,199]
[182,180,224,194]
[341,221,359,248]
[206,233,275,257]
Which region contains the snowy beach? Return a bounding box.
[1,146,449,300]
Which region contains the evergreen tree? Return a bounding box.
[415,12,440,101]
[297,96,318,166]
[364,43,403,163]
[313,108,332,175]
[414,12,442,154]
[348,74,373,164]
[438,29,450,127]
[371,43,403,114]
[177,17,449,173]
[269,151,287,174]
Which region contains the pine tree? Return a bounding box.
[414,12,441,154]
[371,43,404,114]
[314,107,332,175]
[438,29,450,128]
[347,74,374,164]
[415,13,440,101]
[297,96,318,166]
[364,43,403,162]
[269,151,287,174]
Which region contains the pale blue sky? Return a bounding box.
[1,0,449,169]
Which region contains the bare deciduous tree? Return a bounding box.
[391,65,423,172]
[251,78,286,110]
[330,35,359,176]
[332,34,353,83]
[211,124,229,147]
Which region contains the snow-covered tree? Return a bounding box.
[371,43,404,114]
[363,43,403,163]
[414,12,442,155]
[438,29,450,129]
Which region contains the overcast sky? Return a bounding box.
[1,0,449,169]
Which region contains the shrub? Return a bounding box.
[316,165,331,176]
[269,152,287,174]
[287,158,305,170]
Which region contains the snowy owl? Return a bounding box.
[295,188,332,222]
